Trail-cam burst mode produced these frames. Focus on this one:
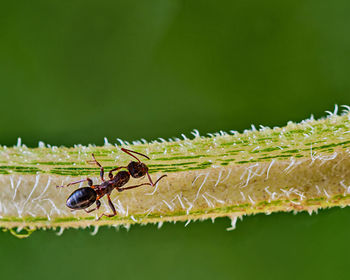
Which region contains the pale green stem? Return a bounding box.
[1,111,350,237]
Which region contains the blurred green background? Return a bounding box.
[1,0,350,279]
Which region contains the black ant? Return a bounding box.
[56,148,167,220]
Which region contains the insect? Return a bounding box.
[56,148,167,220]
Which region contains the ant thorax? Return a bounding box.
[112,170,130,188]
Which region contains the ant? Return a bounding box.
[56,148,167,220]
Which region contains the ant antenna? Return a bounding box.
[121,148,150,162]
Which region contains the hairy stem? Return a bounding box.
[1,110,350,237]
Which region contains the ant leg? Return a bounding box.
[87,153,105,181]
[84,200,101,213]
[121,148,150,162]
[56,178,93,188]
[108,166,127,179]
[117,182,151,192]
[97,194,117,220]
[117,175,166,192]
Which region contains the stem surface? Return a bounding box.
[1,111,350,237]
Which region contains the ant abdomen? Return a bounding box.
[128,161,148,178]
[66,187,97,210]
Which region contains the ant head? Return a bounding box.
[128,161,148,178]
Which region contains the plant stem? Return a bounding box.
[1,111,350,237]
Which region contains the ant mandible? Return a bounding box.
[56,148,167,220]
